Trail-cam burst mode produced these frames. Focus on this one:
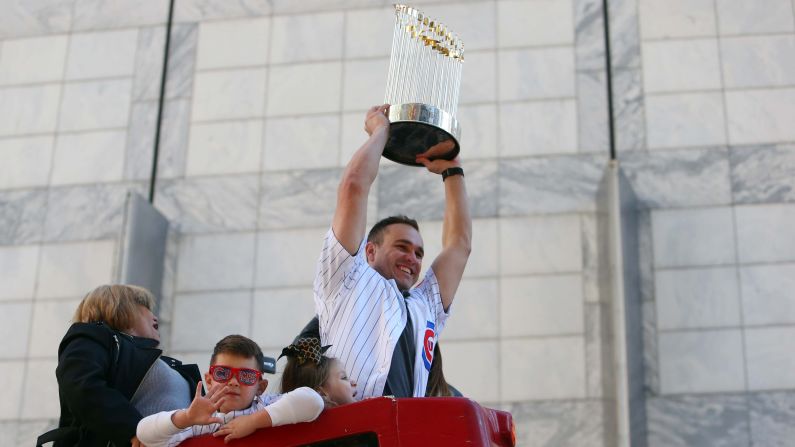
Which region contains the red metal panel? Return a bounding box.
[395,398,510,447]
[179,397,513,447]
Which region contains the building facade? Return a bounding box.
[0,0,793,445]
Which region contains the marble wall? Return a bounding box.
[611,0,795,446]
[0,0,792,446]
[0,1,158,444]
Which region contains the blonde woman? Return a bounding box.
[38,285,201,447]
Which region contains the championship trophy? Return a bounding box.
[382,4,465,166]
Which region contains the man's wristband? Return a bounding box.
[441,167,464,182]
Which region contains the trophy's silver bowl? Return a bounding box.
[384,103,461,167]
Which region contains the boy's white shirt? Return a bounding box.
[136,387,324,447]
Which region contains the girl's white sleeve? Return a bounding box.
[264,387,324,427]
[136,410,183,447]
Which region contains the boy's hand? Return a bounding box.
[213,412,271,444]
[172,382,227,428]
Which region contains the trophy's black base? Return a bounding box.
[383,121,460,167]
[382,103,461,167]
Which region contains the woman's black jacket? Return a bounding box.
[40,322,201,447]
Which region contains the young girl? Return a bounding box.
[279,338,357,407]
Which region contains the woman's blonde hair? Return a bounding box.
[73,284,155,331]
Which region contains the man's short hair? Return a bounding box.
[211,335,268,373]
[367,215,419,245]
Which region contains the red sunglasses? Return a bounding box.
[209,365,262,386]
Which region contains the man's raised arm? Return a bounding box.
[332,104,390,255]
[416,152,472,311]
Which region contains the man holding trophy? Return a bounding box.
[312,102,470,400]
[312,5,470,399]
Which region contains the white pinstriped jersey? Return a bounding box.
[313,228,450,399]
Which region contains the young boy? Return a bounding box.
[137,335,324,446]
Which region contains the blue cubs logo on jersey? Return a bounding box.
[422,320,436,371]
